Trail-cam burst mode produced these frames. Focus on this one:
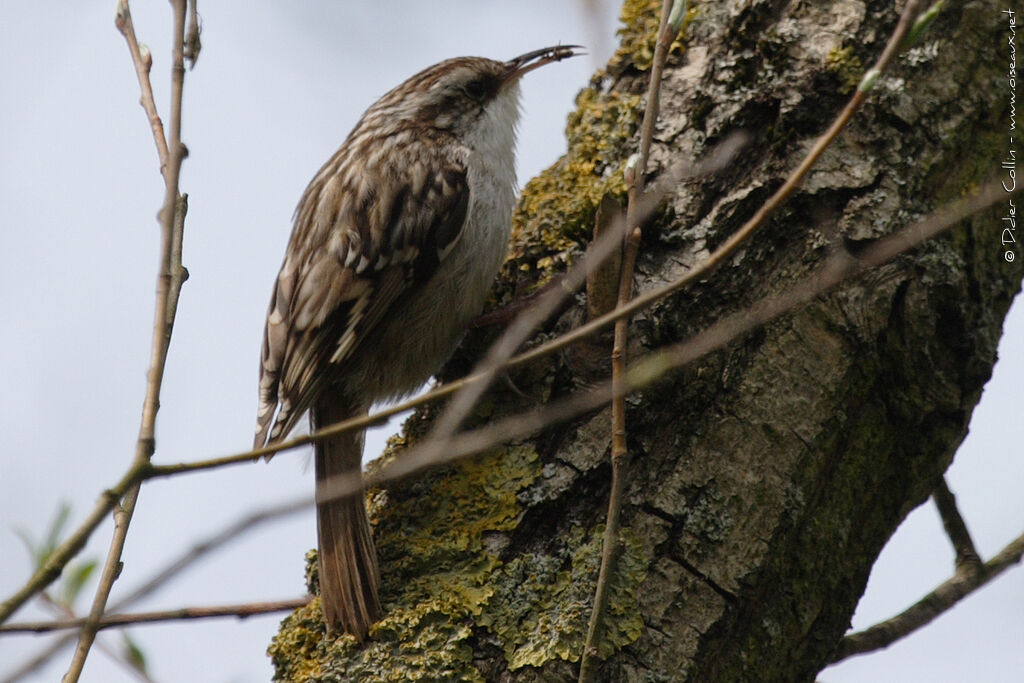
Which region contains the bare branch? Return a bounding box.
[114,0,169,173]
[932,477,982,570]
[64,1,191,679]
[831,530,1024,663]
[581,0,677,678]
[0,497,308,682]
[1,599,308,635]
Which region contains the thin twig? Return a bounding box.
[1,599,308,635]
[580,1,677,678]
[1,497,308,682]
[114,0,169,173]
[932,477,982,570]
[830,529,1024,663]
[29,598,155,683]
[64,2,190,680]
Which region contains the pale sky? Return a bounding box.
[0,2,1020,682]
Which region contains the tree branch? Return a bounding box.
[1,497,307,682]
[1,599,308,635]
[932,477,982,570]
[831,529,1024,663]
[114,0,169,173]
[580,0,677,678]
[64,2,190,680]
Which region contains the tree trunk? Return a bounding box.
[269,0,1021,680]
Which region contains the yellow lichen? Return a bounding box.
[268,445,542,681]
[269,441,649,679]
[611,0,691,72]
[507,87,642,290]
[478,525,647,669]
[266,599,327,683]
[825,46,863,94]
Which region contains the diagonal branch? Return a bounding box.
[0,3,185,626]
[830,529,1024,663]
[114,0,169,173]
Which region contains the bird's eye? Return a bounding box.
[463,78,487,100]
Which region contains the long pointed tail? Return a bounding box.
[312,400,380,640]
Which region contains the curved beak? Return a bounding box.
[501,45,585,84]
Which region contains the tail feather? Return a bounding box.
[313,400,380,640]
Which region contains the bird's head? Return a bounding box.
[357,45,584,139]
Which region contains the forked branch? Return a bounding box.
[63,2,193,680]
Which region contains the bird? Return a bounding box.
[253,45,582,640]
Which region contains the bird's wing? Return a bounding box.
[254,155,470,449]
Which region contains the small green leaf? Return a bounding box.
[14,501,73,568]
[668,0,688,34]
[903,1,944,49]
[858,68,881,93]
[122,632,148,675]
[13,528,40,568]
[60,561,98,607]
[41,502,73,562]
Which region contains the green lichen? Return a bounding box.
[478,525,648,669]
[611,0,690,72]
[268,445,542,682]
[372,445,539,594]
[508,87,642,288]
[266,598,328,682]
[825,46,863,94]
[506,0,692,290]
[269,441,650,679]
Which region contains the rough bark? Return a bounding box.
[269,0,1022,680]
